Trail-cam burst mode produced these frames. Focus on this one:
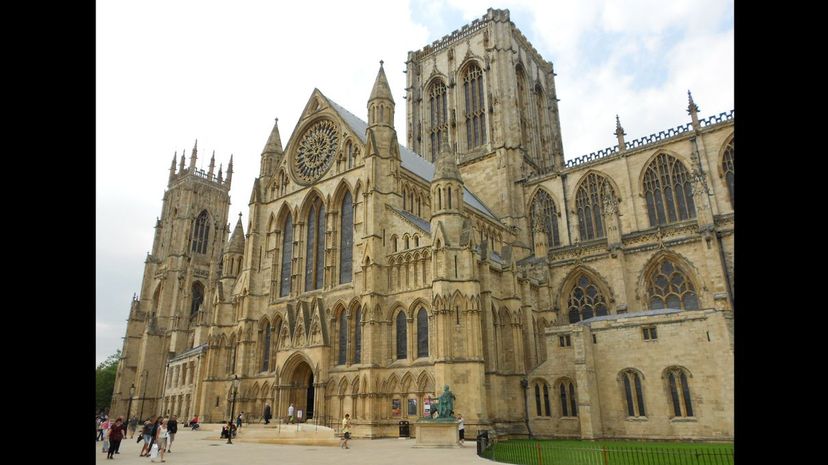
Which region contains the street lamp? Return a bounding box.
[520,378,533,439]
[227,374,240,444]
[139,370,148,421]
[127,384,135,422]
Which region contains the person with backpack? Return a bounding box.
[166,415,178,452]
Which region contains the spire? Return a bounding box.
[189,139,198,169]
[615,114,626,151]
[261,118,283,155]
[208,150,216,178]
[687,90,700,130]
[226,212,245,254]
[179,151,186,174]
[433,131,461,182]
[217,163,223,183]
[226,154,234,186]
[369,60,395,103]
[169,152,177,183]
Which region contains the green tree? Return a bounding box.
[96,350,121,414]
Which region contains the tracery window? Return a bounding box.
[643,154,696,226]
[279,216,293,297]
[340,192,353,284]
[191,210,210,254]
[665,368,695,418]
[396,311,407,359]
[722,138,734,207]
[429,80,448,160]
[530,190,561,247]
[646,259,699,310]
[567,274,609,323]
[416,307,428,357]
[621,369,646,417]
[463,64,487,148]
[304,198,326,291]
[575,173,615,240]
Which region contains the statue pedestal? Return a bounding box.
[413,420,459,448]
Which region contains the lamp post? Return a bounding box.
[520,378,533,439]
[139,370,148,421]
[127,384,135,422]
[227,374,240,444]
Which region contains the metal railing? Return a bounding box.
[477,438,734,465]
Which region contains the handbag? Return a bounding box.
[136,435,143,444]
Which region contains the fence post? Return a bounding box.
[536,441,543,465]
[602,446,609,465]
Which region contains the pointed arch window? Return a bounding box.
[530,190,561,247]
[665,367,694,417]
[396,311,407,360]
[542,383,551,416]
[621,369,646,417]
[340,191,353,284]
[346,141,356,169]
[647,259,699,310]
[534,384,542,416]
[190,282,204,316]
[191,210,210,254]
[429,79,448,161]
[643,154,696,226]
[559,380,577,417]
[338,311,347,365]
[261,322,271,372]
[516,66,530,156]
[305,198,326,291]
[353,307,362,364]
[279,215,293,297]
[576,173,614,240]
[722,138,734,207]
[534,85,549,168]
[464,63,487,148]
[416,307,429,358]
[567,274,609,323]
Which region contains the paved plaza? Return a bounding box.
[94,424,491,465]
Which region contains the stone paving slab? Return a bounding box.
[95,424,491,465]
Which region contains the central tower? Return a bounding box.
[405,8,564,236]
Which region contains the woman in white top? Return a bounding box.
[154,419,169,463]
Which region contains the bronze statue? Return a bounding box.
[437,385,455,419]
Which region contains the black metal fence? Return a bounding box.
[477,438,734,465]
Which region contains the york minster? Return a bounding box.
[110,8,733,440]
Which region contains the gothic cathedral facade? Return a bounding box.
[111,8,734,440]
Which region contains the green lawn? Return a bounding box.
[481,439,734,465]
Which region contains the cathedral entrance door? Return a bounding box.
[289,361,314,420]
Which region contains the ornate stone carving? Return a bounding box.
[293,120,338,184]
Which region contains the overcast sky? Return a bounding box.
[96,0,734,365]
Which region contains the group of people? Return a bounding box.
[96,415,128,459]
[136,414,179,462]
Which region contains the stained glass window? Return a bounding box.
[191,210,210,254]
[396,312,407,359]
[530,190,561,247]
[417,307,428,358]
[464,64,486,148]
[567,274,609,323]
[643,154,696,226]
[647,259,699,310]
[279,216,293,297]
[340,192,353,283]
[576,173,614,240]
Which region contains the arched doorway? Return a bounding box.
[288,361,315,420]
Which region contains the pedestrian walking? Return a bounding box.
[106,417,127,459]
[166,415,177,452]
[340,413,352,449]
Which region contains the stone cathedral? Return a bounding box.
[111,8,734,441]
